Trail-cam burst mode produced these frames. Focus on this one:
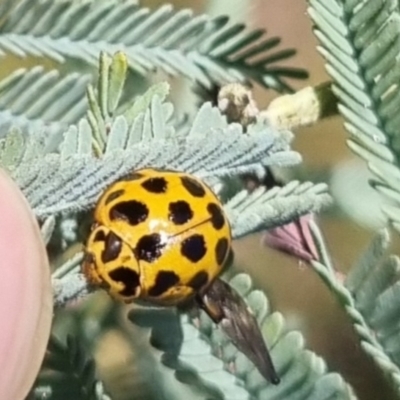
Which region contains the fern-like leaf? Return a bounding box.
[52,252,90,308]
[12,101,298,218]
[308,0,400,386]
[309,219,400,393]
[0,0,307,91]
[0,67,89,140]
[129,272,356,400]
[345,230,400,388]
[226,181,331,238]
[308,0,400,232]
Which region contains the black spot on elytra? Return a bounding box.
[181,234,206,263]
[104,189,125,205]
[93,229,106,242]
[181,176,206,197]
[188,270,209,291]
[109,267,140,297]
[148,271,180,297]
[169,201,193,225]
[207,203,225,230]
[141,177,168,193]
[101,231,123,263]
[215,237,229,266]
[109,200,149,225]
[135,233,165,263]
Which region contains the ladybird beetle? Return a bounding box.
[83,168,280,385]
[83,168,233,305]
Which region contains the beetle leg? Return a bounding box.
[196,278,280,385]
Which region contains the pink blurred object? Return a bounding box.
[262,214,319,263]
[0,169,53,399]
